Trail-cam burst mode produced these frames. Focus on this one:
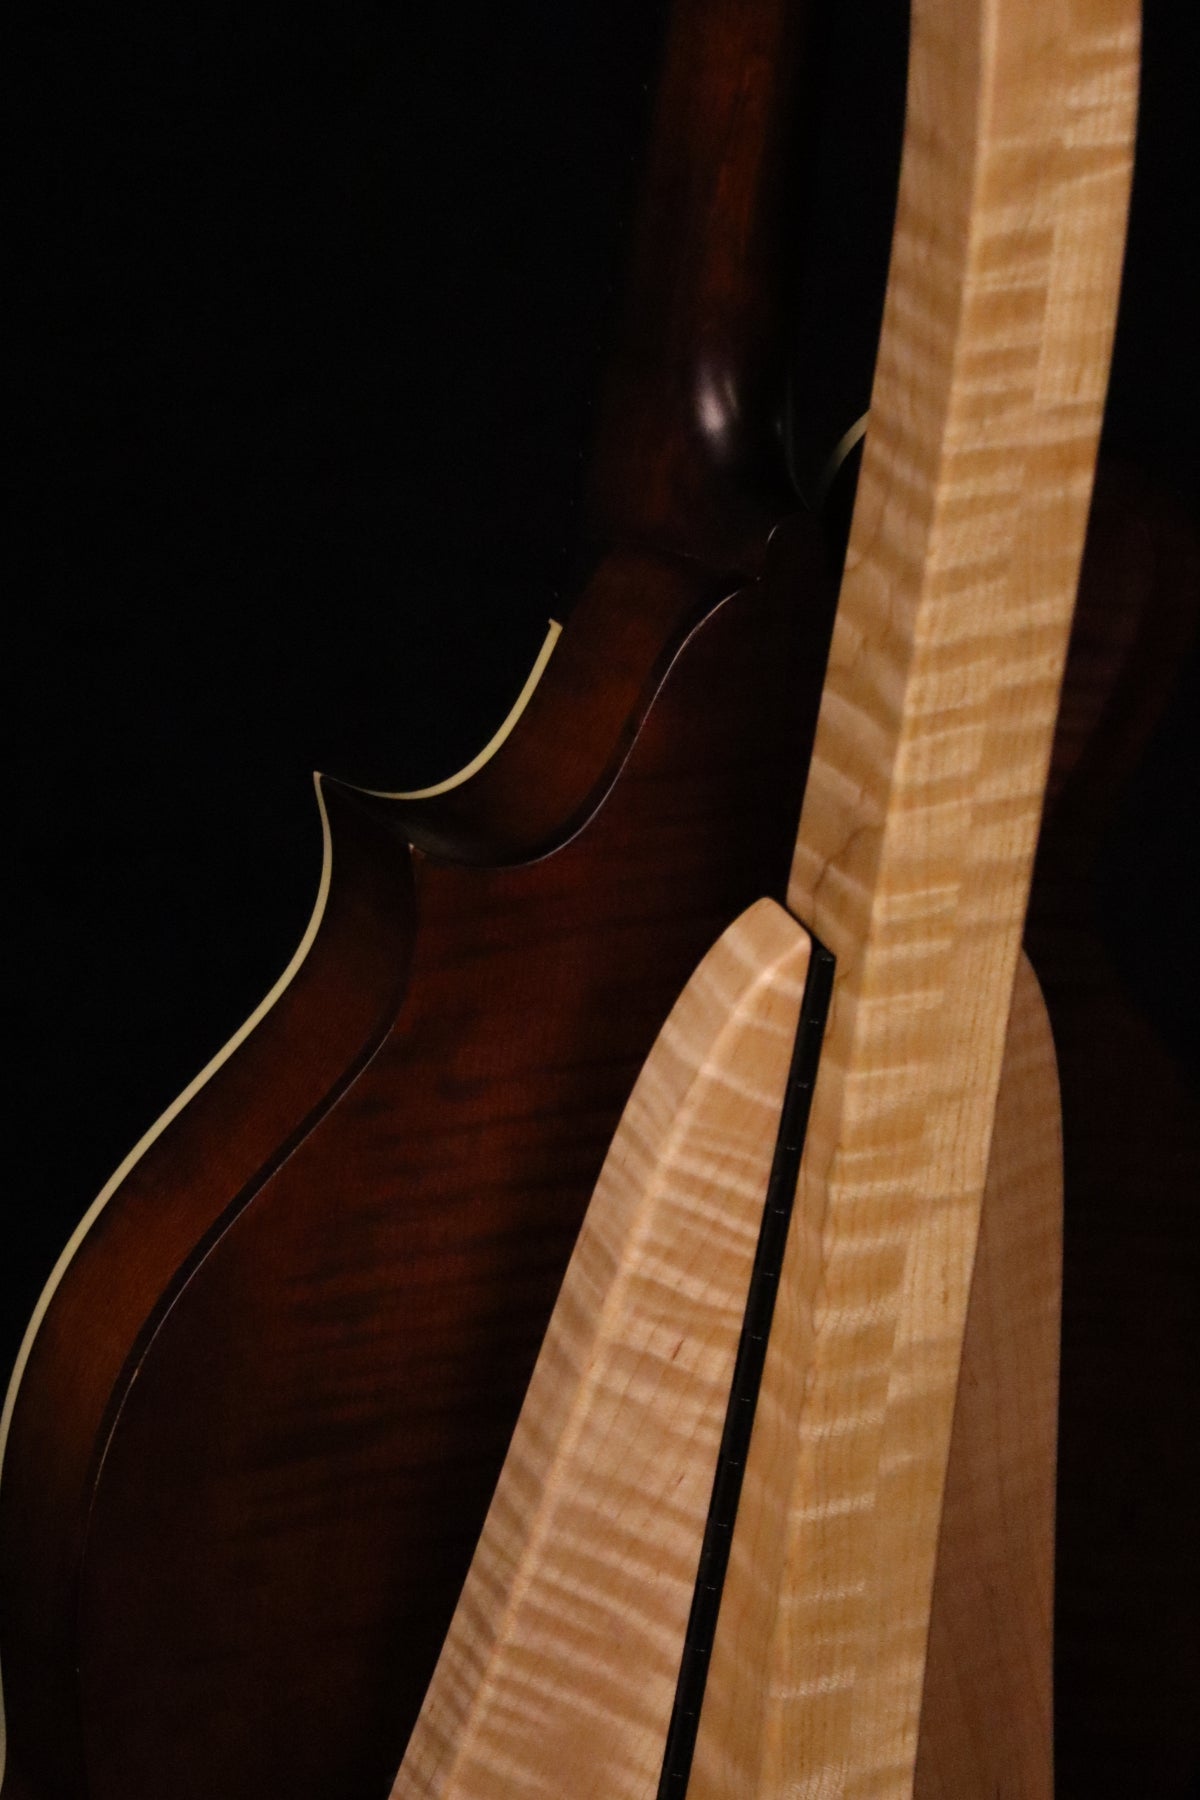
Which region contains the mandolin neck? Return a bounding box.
[588,0,818,574]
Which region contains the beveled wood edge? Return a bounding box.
[377,549,774,869]
[393,898,813,1798]
[693,0,1137,1790]
[375,621,563,801]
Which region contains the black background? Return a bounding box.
[7,0,1198,1408]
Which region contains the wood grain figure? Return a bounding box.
[0,2,836,1794]
[691,0,1137,1794]
[387,4,1137,1797]
[0,0,1145,1792]
[395,901,811,1799]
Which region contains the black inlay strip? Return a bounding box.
[656,932,835,1798]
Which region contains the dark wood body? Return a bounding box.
[1,0,832,1792]
[0,520,833,1800]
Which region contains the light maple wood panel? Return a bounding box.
[914,952,1062,1800]
[690,1,1137,1796]
[394,900,811,1800]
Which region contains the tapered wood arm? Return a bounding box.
[698,0,1138,1788]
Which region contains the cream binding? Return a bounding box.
[0,623,562,1784]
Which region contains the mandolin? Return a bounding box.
[1,1,836,1795]
[0,0,1154,1793]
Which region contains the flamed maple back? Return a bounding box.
[0,2,835,1797]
